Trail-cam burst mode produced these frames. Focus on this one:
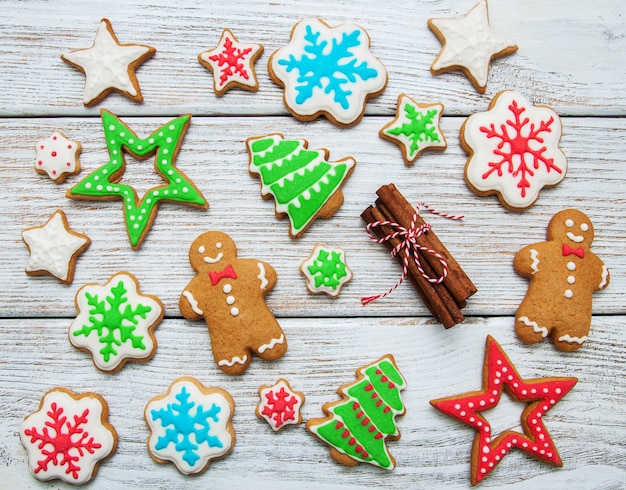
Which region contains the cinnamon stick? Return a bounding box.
[375,184,477,304]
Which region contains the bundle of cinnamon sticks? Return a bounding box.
[361,184,476,328]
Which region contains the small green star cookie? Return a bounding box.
[67,110,208,250]
[300,244,352,298]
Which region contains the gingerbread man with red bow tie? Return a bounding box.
[514,209,610,351]
[179,231,287,374]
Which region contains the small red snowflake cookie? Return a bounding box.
[198,29,263,96]
[256,378,305,432]
[19,387,117,485]
[35,131,81,183]
[462,90,567,210]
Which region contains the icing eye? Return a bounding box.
[580,223,589,232]
[565,219,574,227]
[216,242,222,249]
[198,246,205,253]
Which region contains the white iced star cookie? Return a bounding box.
[22,210,90,284]
[61,18,156,106]
[35,131,81,183]
[428,0,517,94]
[198,29,264,96]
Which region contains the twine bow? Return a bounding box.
[361,203,463,306]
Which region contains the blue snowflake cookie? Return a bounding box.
[145,377,235,475]
[269,17,387,126]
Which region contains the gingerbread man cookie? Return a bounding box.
[514,209,610,351]
[179,231,287,374]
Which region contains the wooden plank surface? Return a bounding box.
[0,0,624,488]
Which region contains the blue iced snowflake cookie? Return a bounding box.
[145,377,235,475]
[269,18,387,126]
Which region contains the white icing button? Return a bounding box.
[230,307,239,317]
[198,245,205,253]
[564,289,574,299]
[567,276,576,284]
[580,223,589,231]
[226,295,235,305]
[223,284,232,294]
[216,242,222,249]
[567,262,576,271]
[565,219,574,227]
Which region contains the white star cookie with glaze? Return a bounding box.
[22,210,90,284]
[428,0,517,93]
[61,18,155,106]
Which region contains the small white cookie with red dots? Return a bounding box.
[35,131,81,183]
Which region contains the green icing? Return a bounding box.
[248,134,353,237]
[67,110,207,248]
[307,248,349,290]
[385,100,443,160]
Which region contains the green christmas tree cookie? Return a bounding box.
[307,355,407,470]
[246,133,356,239]
[300,244,353,298]
[380,94,447,166]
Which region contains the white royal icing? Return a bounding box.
[22,210,89,282]
[61,19,153,105]
[558,334,588,345]
[429,0,517,91]
[145,379,234,475]
[257,262,269,290]
[463,90,566,209]
[20,389,116,485]
[529,249,540,274]
[258,334,285,354]
[599,265,609,289]
[182,290,204,315]
[69,273,162,371]
[218,355,248,367]
[566,231,584,243]
[35,132,80,182]
[270,18,387,125]
[518,316,548,338]
[204,252,223,264]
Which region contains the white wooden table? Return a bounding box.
[1,1,624,488]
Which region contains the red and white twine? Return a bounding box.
[361,203,463,306]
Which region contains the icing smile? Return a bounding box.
[203,253,223,264]
[566,232,584,243]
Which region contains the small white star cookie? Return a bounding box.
[428,0,517,93]
[22,210,90,284]
[35,131,81,183]
[61,18,156,106]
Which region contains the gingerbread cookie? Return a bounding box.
[20,387,117,485]
[307,355,407,470]
[198,28,264,96]
[430,336,578,486]
[247,133,356,239]
[300,244,352,297]
[514,209,610,351]
[67,109,208,250]
[22,210,90,285]
[35,131,81,183]
[379,94,447,166]
[461,90,567,210]
[179,231,287,375]
[145,377,235,475]
[69,272,164,372]
[428,0,518,94]
[269,17,387,126]
[61,18,155,106]
[256,378,305,432]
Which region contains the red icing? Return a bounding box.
[209,264,237,286]
[431,336,577,485]
[261,385,300,429]
[209,35,252,86]
[562,243,584,258]
[51,151,57,157]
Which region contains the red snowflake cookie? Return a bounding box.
[19,388,117,485]
[198,29,263,96]
[256,378,305,432]
[462,90,567,210]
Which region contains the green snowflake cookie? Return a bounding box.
[380,94,447,166]
[69,272,164,372]
[300,244,353,298]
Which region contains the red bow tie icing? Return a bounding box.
[562,243,584,258]
[209,264,237,286]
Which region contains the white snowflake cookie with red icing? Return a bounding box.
[35,131,81,183]
[198,29,264,96]
[269,17,387,126]
[461,90,567,210]
[256,378,305,432]
[20,387,117,485]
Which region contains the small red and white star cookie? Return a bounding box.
[430,335,577,486]
[22,210,90,285]
[256,378,305,432]
[35,131,81,183]
[198,29,264,96]
[61,18,156,106]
